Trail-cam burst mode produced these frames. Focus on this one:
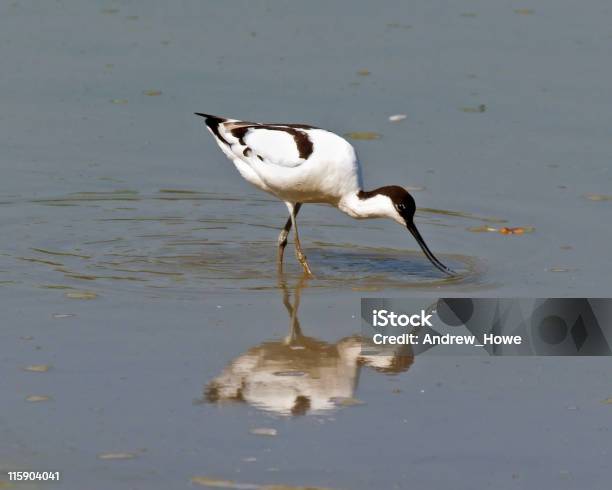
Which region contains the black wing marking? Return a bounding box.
[230,124,314,160]
[195,114,317,161]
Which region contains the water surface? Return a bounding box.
[1,1,612,489]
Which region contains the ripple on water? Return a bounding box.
[0,191,487,298]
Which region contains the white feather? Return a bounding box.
[243,129,304,167]
[209,120,362,205]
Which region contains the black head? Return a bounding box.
[390,187,418,223]
[360,185,455,276]
[358,185,415,217]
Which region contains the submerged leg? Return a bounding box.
[277,202,301,271]
[288,202,313,276]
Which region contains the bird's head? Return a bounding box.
[359,186,455,276]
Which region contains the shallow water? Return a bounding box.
[1,191,483,296]
[2,1,612,489]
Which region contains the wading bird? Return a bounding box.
[195,113,454,276]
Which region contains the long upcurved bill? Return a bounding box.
[407,223,456,276]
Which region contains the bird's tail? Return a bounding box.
[195,112,227,127]
[194,113,229,143]
[194,112,224,120]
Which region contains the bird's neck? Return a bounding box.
[338,190,397,221]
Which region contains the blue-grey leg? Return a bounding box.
[277,202,302,271]
[287,202,312,276]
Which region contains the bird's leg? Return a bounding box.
[277,203,301,272]
[276,216,292,272]
[288,203,313,276]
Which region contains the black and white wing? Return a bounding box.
[195,113,317,168]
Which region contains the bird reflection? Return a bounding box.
[204,275,413,416]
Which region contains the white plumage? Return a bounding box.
[203,116,361,203]
[196,113,454,276]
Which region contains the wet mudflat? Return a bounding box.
[2,1,612,489]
